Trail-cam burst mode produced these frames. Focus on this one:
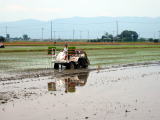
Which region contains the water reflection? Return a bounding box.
[48,82,56,91]
[48,71,89,93]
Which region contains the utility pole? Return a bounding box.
[79,31,82,40]
[5,26,8,35]
[158,31,160,40]
[51,21,53,41]
[116,21,119,37]
[73,29,75,40]
[41,27,44,41]
[112,31,115,42]
[5,26,8,41]
[131,34,134,42]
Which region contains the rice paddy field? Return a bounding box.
[0,44,160,73]
[0,42,160,120]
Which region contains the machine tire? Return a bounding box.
[54,63,59,69]
[66,62,75,69]
[0,45,4,48]
[75,64,80,69]
[78,58,88,68]
[70,62,75,69]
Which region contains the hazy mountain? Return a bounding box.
[0,17,160,40]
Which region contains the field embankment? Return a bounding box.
[4,41,160,46]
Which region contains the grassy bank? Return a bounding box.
[4,41,160,46]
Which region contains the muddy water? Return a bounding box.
[0,65,160,120]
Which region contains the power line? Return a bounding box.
[1,20,160,39]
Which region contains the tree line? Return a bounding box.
[88,30,159,43]
[0,34,30,42]
[0,30,159,42]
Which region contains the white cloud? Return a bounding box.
[4,4,28,12]
[1,4,63,13]
[34,8,62,13]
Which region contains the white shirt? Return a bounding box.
[63,47,68,53]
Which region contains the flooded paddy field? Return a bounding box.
[0,46,160,120]
[0,64,160,120]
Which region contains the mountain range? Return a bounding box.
[0,16,160,40]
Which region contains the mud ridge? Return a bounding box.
[0,61,160,81]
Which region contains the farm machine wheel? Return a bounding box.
[54,63,59,69]
[78,58,89,68]
[66,62,75,69]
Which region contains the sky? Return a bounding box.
[0,0,160,22]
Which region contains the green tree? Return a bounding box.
[23,34,30,41]
[119,30,138,42]
[101,32,113,42]
[0,36,6,42]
